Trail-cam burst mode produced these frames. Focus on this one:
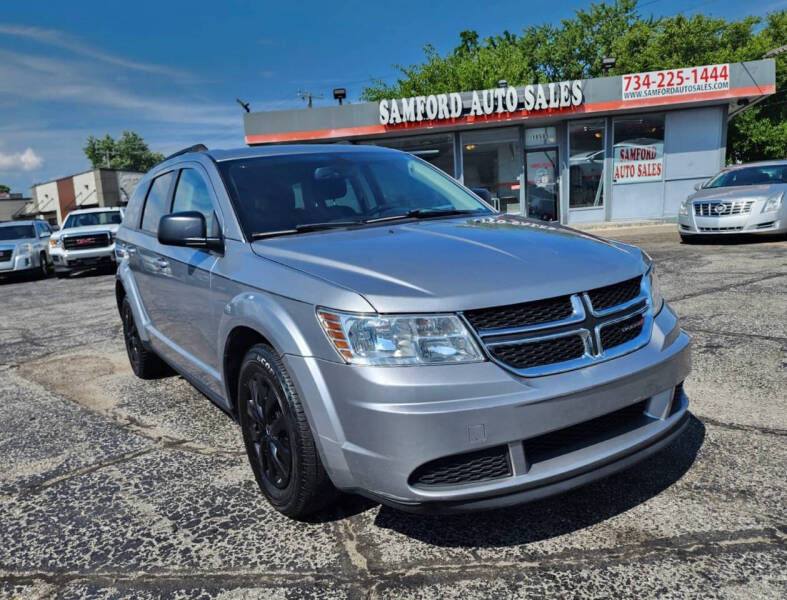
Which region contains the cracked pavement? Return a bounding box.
[0,229,785,599]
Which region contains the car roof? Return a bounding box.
[66,207,123,215]
[161,144,398,166]
[0,219,37,226]
[725,159,787,169]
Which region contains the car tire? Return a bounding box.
[121,296,168,379]
[238,343,336,519]
[37,252,50,279]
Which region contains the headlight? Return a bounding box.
[49,237,59,247]
[317,309,484,365]
[679,198,690,216]
[17,243,33,256]
[761,191,783,213]
[642,251,664,315]
[648,266,664,315]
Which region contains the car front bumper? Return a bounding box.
[0,251,35,273]
[678,210,785,235]
[284,304,691,512]
[51,244,116,271]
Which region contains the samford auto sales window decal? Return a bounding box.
[621,64,729,101]
[613,142,664,183]
[378,80,583,125]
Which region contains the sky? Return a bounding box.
[0,0,781,194]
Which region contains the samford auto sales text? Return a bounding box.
[378,81,583,125]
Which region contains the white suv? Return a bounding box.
[50,207,124,278]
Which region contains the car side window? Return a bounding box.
[171,168,218,236]
[141,172,176,234]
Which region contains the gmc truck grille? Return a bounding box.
[463,275,652,376]
[409,445,511,488]
[0,249,11,262]
[694,200,754,216]
[63,233,111,250]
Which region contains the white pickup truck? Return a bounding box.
[50,207,124,278]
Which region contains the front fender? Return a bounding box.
[116,261,152,343]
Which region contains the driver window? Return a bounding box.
[172,168,219,236]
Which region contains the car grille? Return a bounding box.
[464,295,573,331]
[489,335,586,369]
[694,200,754,216]
[586,277,642,312]
[409,445,511,488]
[0,249,11,262]
[600,315,645,349]
[698,226,743,232]
[523,400,650,464]
[464,275,650,376]
[63,233,111,250]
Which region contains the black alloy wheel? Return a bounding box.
[238,344,336,518]
[120,296,167,379]
[245,374,293,491]
[122,300,142,367]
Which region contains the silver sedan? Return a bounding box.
[678,160,787,241]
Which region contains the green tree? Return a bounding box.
[0,184,10,194]
[362,1,786,163]
[83,131,164,172]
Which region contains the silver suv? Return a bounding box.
[116,145,691,518]
[0,219,53,278]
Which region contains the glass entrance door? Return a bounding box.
[525,148,559,221]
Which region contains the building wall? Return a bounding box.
[34,181,59,217]
[33,169,144,224]
[56,177,76,222]
[72,170,98,208]
[115,171,143,205]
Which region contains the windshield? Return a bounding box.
[705,165,787,188]
[217,150,492,237]
[63,211,123,229]
[0,224,35,240]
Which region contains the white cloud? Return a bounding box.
[0,147,43,171]
[0,23,189,79]
[0,49,241,128]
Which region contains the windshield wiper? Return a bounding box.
[250,221,362,240]
[365,208,481,223]
[251,211,482,240]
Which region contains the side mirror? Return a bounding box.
[158,211,222,252]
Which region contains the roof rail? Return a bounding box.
[163,144,208,162]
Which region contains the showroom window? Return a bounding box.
[359,134,455,177]
[462,127,522,213]
[568,119,605,209]
[613,114,665,184]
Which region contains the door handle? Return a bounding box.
[126,246,137,254]
[154,257,169,269]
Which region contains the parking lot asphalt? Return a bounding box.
[0,228,785,599]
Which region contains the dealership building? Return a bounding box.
[243,59,775,225]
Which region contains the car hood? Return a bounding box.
[251,215,646,313]
[689,184,783,203]
[55,223,120,239]
[0,237,37,251]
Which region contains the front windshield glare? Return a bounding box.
[0,225,35,240]
[218,151,492,237]
[705,165,787,188]
[63,211,123,228]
